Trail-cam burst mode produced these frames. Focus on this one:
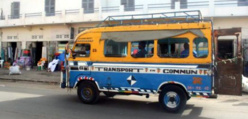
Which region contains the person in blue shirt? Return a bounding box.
[180,43,197,58]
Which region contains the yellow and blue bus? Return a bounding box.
[61,10,214,113]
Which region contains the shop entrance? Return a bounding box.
[10,42,17,63]
[35,42,43,65]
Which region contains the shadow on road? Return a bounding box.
[0,93,213,119]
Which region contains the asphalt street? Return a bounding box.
[0,81,248,119]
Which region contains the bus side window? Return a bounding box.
[73,44,90,57]
[104,40,128,57]
[158,38,189,58]
[131,40,154,58]
[193,38,208,58]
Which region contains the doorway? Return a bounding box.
[217,40,233,59]
[35,42,43,65]
[10,42,17,63]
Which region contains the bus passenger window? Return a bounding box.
[73,44,90,57]
[104,40,128,57]
[193,38,208,58]
[131,40,154,58]
[158,38,189,58]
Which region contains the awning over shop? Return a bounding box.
[101,30,204,42]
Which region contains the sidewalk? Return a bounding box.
[0,68,60,84]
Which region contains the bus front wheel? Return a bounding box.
[77,82,99,104]
[159,85,187,113]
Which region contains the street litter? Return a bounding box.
[9,65,21,75]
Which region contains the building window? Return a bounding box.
[121,0,135,11]
[7,36,12,39]
[64,34,69,39]
[39,35,43,39]
[56,35,62,39]
[171,0,187,9]
[104,40,128,57]
[10,2,20,19]
[238,0,248,6]
[32,35,37,39]
[82,0,94,13]
[45,0,55,16]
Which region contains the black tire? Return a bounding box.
[103,92,116,97]
[77,82,99,104]
[159,85,187,113]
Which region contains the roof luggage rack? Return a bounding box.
[97,10,204,27]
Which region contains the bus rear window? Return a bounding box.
[193,38,208,58]
[158,38,189,58]
[104,40,128,57]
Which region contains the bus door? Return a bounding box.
[214,28,242,95]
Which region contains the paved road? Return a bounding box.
[0,81,248,119]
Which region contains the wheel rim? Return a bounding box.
[81,87,93,100]
[164,91,180,108]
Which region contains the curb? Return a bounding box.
[0,78,60,85]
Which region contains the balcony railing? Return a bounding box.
[123,5,143,11]
[25,12,42,17]
[187,1,209,8]
[8,14,22,19]
[148,3,171,10]
[214,0,248,6]
[102,6,119,12]
[65,9,80,14]
[46,11,62,16]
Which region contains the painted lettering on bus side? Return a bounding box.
[163,69,198,74]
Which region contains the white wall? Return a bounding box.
[213,17,248,39]
[0,0,44,15]
[56,0,81,11]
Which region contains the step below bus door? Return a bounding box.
[214,33,242,95]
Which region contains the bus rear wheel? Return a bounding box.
[77,82,99,104]
[159,85,187,113]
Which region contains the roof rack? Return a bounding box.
[97,10,204,27]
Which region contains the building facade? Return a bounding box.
[0,0,248,64]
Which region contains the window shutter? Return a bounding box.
[11,2,14,17]
[82,0,94,13]
[45,0,55,16]
[180,0,187,9]
[14,2,20,17]
[45,0,49,12]
[128,0,134,11]
[171,0,176,9]
[50,0,55,15]
[11,2,20,18]
[121,0,127,5]
[129,0,134,7]
[89,0,94,13]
